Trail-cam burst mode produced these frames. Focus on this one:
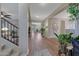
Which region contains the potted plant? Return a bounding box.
[54,32,73,55]
[54,33,73,44]
[40,27,45,37]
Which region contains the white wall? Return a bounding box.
[1,3,18,26]
[0,3,19,52]
[18,3,29,55]
[75,20,79,36]
[0,3,29,55]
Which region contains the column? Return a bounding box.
[18,3,29,55]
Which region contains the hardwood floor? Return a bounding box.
[28,32,60,56]
[43,37,60,56]
[30,32,50,56]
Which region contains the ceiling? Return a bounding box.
[1,3,18,20]
[30,3,62,23]
[1,3,66,26]
[54,9,69,19]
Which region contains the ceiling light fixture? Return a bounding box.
[39,3,47,6]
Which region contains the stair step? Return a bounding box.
[0,44,5,51]
[0,43,20,56]
[11,47,20,56]
[11,52,20,56]
[0,48,13,56]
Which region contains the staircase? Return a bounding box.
[0,43,20,56]
[1,18,19,45]
[0,18,20,56]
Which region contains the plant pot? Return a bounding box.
[59,43,67,55]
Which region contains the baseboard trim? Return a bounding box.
[26,48,29,56]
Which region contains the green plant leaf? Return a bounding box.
[54,33,73,45]
[67,3,79,21]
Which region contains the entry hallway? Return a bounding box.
[30,32,51,56]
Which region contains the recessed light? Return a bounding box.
[36,16,40,18]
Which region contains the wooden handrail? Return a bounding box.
[1,18,18,29]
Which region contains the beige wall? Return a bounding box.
[43,18,66,38]
[48,18,61,38]
[59,20,65,33]
[47,17,75,38]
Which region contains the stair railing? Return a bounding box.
[1,18,19,46]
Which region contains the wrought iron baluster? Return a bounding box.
[1,19,19,46]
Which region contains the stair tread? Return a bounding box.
[0,48,12,56]
[11,47,20,56]
[11,52,20,56]
[0,44,5,51]
[0,43,20,56]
